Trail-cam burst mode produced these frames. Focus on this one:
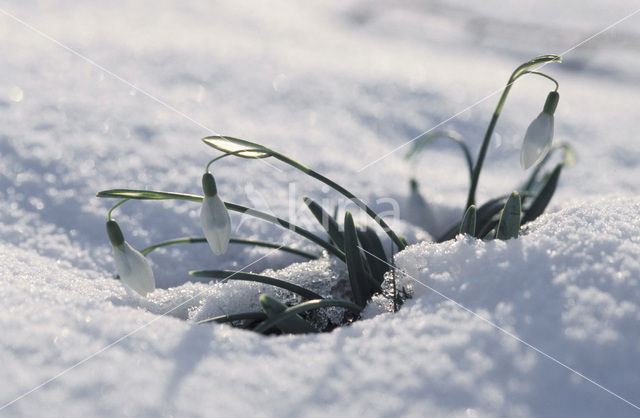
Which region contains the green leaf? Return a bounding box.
[496,192,521,240]
[474,197,508,239]
[202,135,272,158]
[343,212,368,307]
[140,236,318,259]
[459,205,477,236]
[356,226,388,285]
[478,219,498,239]
[259,295,316,334]
[253,298,362,334]
[437,195,507,242]
[522,163,562,225]
[189,270,323,300]
[520,143,573,205]
[303,196,344,251]
[96,189,203,202]
[198,312,267,325]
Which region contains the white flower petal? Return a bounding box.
[200,194,231,255]
[520,112,554,170]
[114,242,156,296]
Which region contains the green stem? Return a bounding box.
[140,236,318,259]
[201,138,406,250]
[521,71,559,92]
[206,148,268,172]
[96,189,345,260]
[269,153,406,250]
[227,202,344,261]
[107,198,130,220]
[465,55,561,209]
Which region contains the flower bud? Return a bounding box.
[520,91,559,170]
[106,220,155,296]
[200,173,231,255]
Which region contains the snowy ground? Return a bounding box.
[1,1,640,416]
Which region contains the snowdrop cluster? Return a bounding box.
[406,55,571,242]
[98,54,570,334]
[105,172,231,297]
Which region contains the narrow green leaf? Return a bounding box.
[478,219,498,239]
[474,198,508,239]
[189,270,323,300]
[303,197,344,251]
[343,212,368,307]
[253,298,362,334]
[140,236,317,259]
[459,205,477,236]
[96,189,203,202]
[355,230,374,298]
[496,192,521,240]
[436,195,507,242]
[202,135,271,158]
[259,295,316,334]
[520,143,573,205]
[356,226,388,285]
[521,163,562,225]
[197,312,267,325]
[231,238,318,259]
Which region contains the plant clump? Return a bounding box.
[97,55,571,335]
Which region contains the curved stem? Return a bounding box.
[465,55,561,209]
[405,131,474,187]
[519,71,559,91]
[107,198,130,220]
[206,148,268,172]
[96,189,345,260]
[139,236,318,259]
[201,137,406,250]
[269,153,406,250]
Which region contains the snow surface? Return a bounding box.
[2,1,640,416]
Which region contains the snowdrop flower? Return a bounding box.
[106,220,155,296]
[200,172,231,255]
[520,91,559,170]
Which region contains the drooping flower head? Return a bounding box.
[200,172,231,255]
[106,220,155,296]
[520,91,559,170]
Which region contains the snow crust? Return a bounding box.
[2,1,640,416]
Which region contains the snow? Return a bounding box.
[2,1,640,416]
